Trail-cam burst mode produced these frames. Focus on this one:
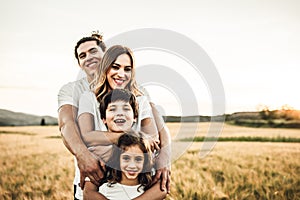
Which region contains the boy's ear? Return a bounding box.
[102,118,107,124]
[133,118,137,123]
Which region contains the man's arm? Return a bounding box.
[150,103,172,194]
[83,181,108,200]
[58,104,103,188]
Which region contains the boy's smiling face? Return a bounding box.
[103,100,136,132]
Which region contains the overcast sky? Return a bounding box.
[0,0,299,117]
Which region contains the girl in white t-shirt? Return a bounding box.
[99,132,152,200]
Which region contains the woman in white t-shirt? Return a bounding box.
[78,45,159,150]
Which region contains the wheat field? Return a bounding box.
[0,123,299,199]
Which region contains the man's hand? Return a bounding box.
[150,102,172,194]
[77,149,104,189]
[152,145,171,194]
[153,167,171,194]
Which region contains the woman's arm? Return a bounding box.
[78,112,123,146]
[83,181,108,200]
[138,96,160,150]
[141,118,160,150]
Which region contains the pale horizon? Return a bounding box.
[1,0,299,118]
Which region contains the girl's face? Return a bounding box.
[103,100,136,132]
[106,53,132,90]
[120,145,144,185]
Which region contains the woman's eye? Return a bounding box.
[124,67,132,72]
[112,65,119,70]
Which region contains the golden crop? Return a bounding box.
[0,124,299,199]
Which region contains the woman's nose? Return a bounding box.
[117,68,125,77]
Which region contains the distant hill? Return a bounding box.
[1,108,299,128]
[225,110,300,128]
[0,109,58,126]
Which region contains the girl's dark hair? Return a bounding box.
[105,131,153,191]
[100,89,138,120]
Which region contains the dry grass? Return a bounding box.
[0,124,299,199]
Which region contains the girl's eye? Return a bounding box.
[135,157,143,162]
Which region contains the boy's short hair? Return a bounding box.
[100,89,138,119]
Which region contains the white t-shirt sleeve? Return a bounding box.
[78,91,95,117]
[57,78,89,111]
[99,183,108,197]
[57,82,76,109]
[137,96,153,120]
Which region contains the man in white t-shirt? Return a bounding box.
[58,33,107,200]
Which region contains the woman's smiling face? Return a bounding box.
[106,53,132,90]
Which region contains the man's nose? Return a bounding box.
[86,53,93,62]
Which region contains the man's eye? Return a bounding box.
[91,49,98,54]
[79,55,86,59]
